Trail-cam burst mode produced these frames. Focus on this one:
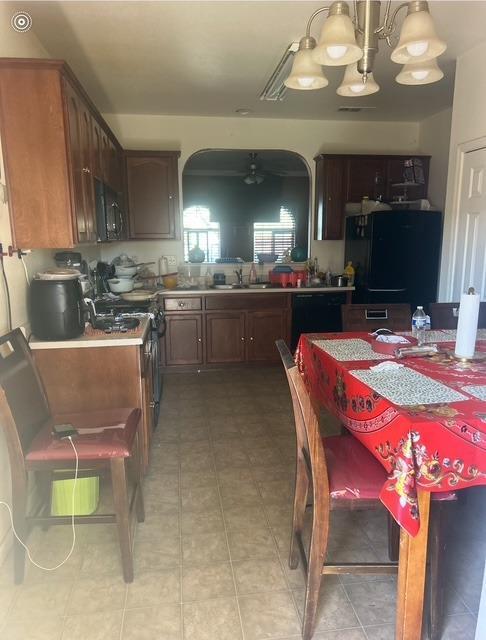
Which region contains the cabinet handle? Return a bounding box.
[149,401,156,408]
[241,337,245,341]
[197,337,202,343]
[169,194,174,200]
[82,167,91,174]
[249,337,254,341]
[178,301,186,308]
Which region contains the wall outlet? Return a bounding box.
[166,255,177,269]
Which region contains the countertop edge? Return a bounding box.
[29,317,151,350]
[157,286,355,296]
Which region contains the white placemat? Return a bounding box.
[397,330,457,343]
[350,366,469,406]
[312,338,390,361]
[462,385,486,402]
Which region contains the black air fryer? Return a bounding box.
[30,279,85,341]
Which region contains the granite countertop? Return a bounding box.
[29,316,151,350]
[158,286,355,296]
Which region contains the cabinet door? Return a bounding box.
[205,312,246,364]
[91,118,104,181]
[314,156,346,240]
[64,81,89,243]
[105,136,121,192]
[165,314,203,366]
[78,103,96,242]
[126,153,179,239]
[345,156,387,202]
[247,310,290,363]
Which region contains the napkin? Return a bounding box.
[375,335,410,344]
[369,361,404,372]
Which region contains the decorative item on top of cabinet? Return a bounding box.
[125,151,180,240]
[0,58,124,248]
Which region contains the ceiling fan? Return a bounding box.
[243,153,265,185]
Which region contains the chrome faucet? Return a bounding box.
[234,268,243,285]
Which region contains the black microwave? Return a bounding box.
[94,178,124,242]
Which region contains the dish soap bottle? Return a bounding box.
[343,261,355,286]
[249,263,257,284]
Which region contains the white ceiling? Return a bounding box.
[16,1,486,122]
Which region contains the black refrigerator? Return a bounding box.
[344,210,443,311]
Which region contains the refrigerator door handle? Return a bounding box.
[367,288,407,292]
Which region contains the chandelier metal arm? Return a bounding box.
[305,6,330,38]
[374,0,392,35]
[379,1,409,40]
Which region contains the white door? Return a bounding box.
[452,146,486,300]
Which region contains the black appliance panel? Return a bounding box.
[95,178,123,242]
[291,292,346,350]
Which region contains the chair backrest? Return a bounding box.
[275,340,330,505]
[429,301,486,330]
[341,303,411,332]
[0,329,52,469]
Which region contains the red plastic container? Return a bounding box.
[371,335,417,355]
[269,270,307,287]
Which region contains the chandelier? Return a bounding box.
[284,0,446,96]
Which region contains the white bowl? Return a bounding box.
[115,265,138,277]
[107,278,134,293]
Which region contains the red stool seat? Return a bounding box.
[324,435,387,500]
[26,408,140,462]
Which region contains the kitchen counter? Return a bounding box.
[29,316,151,350]
[158,286,354,296]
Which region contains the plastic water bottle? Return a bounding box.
[412,306,427,345]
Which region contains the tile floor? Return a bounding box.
[0,367,484,640]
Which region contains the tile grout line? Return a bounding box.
[209,411,249,640]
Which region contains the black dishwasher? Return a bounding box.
[291,292,346,349]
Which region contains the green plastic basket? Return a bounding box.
[51,476,100,516]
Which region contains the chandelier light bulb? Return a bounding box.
[284,42,328,90]
[391,3,446,64]
[406,41,429,58]
[337,64,379,97]
[326,45,348,60]
[396,58,443,85]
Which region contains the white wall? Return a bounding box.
[439,41,486,300]
[0,5,54,563]
[419,107,452,211]
[102,113,420,272]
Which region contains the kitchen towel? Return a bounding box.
[455,290,480,358]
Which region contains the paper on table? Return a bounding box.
[455,291,480,358]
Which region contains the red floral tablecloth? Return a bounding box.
[296,332,486,536]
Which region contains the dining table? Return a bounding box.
[296,329,486,640]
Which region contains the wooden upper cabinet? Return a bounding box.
[345,156,387,202]
[0,58,123,248]
[126,152,180,240]
[314,155,346,240]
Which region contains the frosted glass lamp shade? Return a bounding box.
[396,58,444,85]
[284,49,328,90]
[312,13,362,66]
[391,8,446,64]
[337,64,379,96]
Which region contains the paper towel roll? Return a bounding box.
[455,291,480,358]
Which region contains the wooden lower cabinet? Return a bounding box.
[247,310,289,363]
[206,312,246,364]
[164,314,203,365]
[161,293,291,368]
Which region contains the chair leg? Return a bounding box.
[301,495,330,640]
[289,454,308,570]
[11,478,28,584]
[427,502,450,640]
[387,513,400,562]
[110,457,134,583]
[134,433,145,524]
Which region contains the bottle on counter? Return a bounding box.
[249,263,257,284]
[343,261,355,286]
[412,306,427,345]
[325,267,332,286]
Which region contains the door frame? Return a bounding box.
[441,134,486,301]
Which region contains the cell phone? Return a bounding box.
[52,423,78,439]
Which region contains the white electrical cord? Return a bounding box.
[20,255,29,285]
[0,435,78,571]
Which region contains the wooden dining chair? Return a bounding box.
[429,301,486,330]
[341,303,411,332]
[0,328,145,584]
[276,339,398,639]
